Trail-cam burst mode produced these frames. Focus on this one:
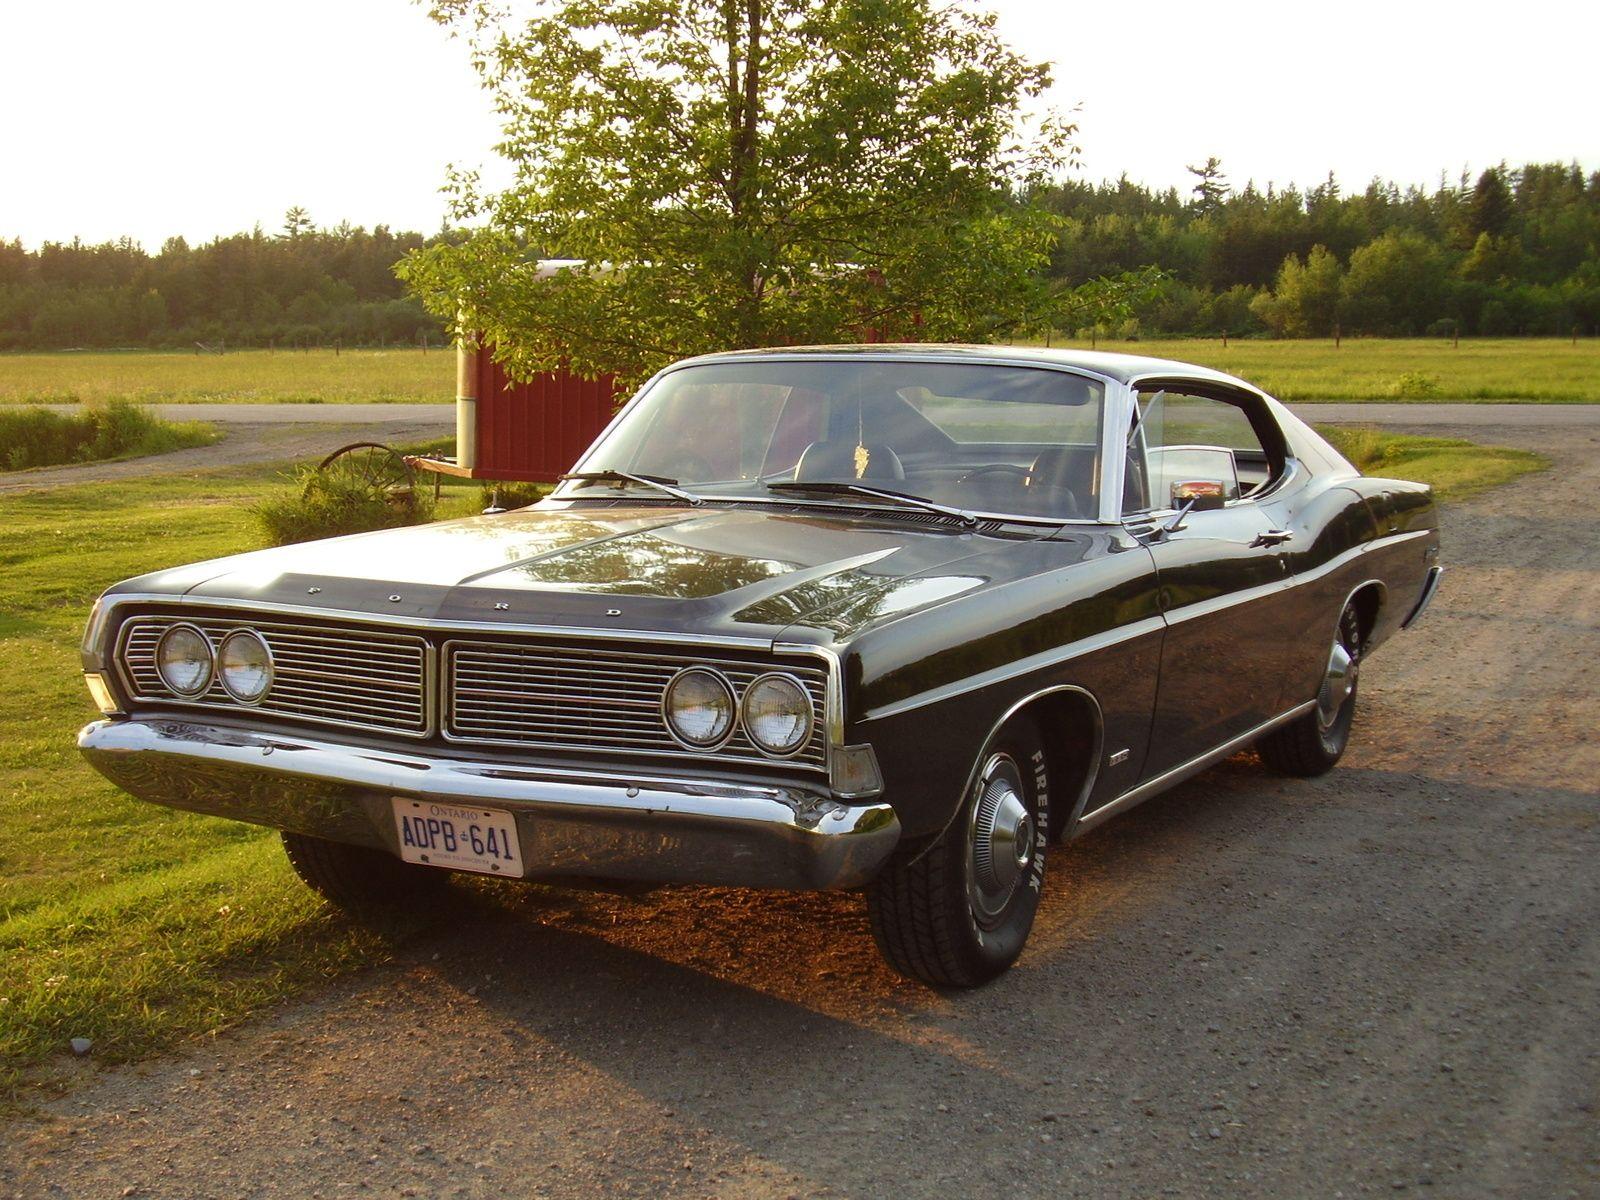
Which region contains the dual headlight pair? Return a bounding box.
[156,624,273,704]
[663,668,812,757]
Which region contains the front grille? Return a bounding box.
[118,616,429,737]
[444,639,829,771]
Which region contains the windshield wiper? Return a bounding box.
[766,480,979,527]
[559,470,703,506]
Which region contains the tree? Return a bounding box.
[282,207,313,240]
[1466,168,1513,239]
[1340,231,1446,335]
[1251,244,1344,337]
[1186,157,1229,215]
[400,0,1076,384]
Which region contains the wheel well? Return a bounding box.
[1350,582,1384,643]
[1012,689,1102,841]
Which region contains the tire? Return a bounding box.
[281,831,448,915]
[867,718,1050,987]
[1257,601,1364,777]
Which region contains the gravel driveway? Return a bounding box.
[2,420,1596,1199]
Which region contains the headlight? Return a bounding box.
[662,667,735,748]
[156,623,214,697]
[741,673,812,756]
[217,629,274,703]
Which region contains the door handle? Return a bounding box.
[1252,529,1294,547]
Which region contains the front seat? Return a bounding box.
[793,439,905,482]
[1027,447,1087,518]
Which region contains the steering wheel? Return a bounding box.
[956,464,1031,485]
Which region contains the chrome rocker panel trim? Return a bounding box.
[78,718,901,891]
[1072,699,1318,835]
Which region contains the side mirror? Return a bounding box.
[1170,480,1227,512]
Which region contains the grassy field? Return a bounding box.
[0,348,453,405]
[0,339,1597,405]
[1036,337,1600,402]
[0,430,1545,1098]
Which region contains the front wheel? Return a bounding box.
[281,831,448,915]
[867,718,1050,987]
[1257,601,1364,777]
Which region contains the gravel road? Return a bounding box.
[3,420,1597,1199]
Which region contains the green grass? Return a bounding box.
[0,348,452,405]
[1317,427,1548,501]
[0,430,1536,1099]
[3,339,1598,406]
[0,463,508,1101]
[1015,337,1600,402]
[0,400,217,470]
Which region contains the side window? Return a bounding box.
[1124,389,1273,514]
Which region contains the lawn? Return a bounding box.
[0,348,453,405]
[1032,337,1600,402]
[1,339,1597,406]
[0,429,1545,1098]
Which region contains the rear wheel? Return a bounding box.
[1257,601,1364,777]
[281,831,447,915]
[867,718,1050,987]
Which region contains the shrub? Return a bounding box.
[0,399,214,471]
[253,468,434,546]
[478,481,548,511]
[1390,372,1442,399]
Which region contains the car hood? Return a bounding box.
[118,502,1065,644]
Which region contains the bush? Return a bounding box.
[1390,372,1442,399]
[0,399,215,471]
[253,468,434,546]
[478,481,548,511]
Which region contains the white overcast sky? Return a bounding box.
[3,0,1596,250]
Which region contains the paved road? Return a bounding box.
[3,418,1596,1198]
[28,400,1600,427]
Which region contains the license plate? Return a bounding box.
[391,798,524,877]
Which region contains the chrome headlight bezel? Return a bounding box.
[155,622,215,698]
[739,672,814,758]
[217,628,274,705]
[661,666,737,750]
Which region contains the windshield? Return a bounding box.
[560,359,1107,521]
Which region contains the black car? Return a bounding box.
[78,346,1442,986]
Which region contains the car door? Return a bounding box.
[1123,384,1301,778]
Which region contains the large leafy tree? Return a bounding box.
[400,0,1074,383]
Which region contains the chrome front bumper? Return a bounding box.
[78,718,901,890]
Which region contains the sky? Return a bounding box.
[3,0,1596,250]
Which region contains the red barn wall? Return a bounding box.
[470,351,619,483]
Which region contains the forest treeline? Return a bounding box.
[0,216,445,351]
[2,162,1596,351]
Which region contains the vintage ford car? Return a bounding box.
[78,346,1442,986]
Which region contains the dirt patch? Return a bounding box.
[2,422,1596,1199]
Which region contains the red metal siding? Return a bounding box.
[471,352,619,483]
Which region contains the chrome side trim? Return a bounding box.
[863,616,1164,722]
[1160,530,1425,629]
[1401,566,1444,629]
[1071,699,1317,835]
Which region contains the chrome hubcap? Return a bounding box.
[1317,640,1357,728]
[969,754,1034,926]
